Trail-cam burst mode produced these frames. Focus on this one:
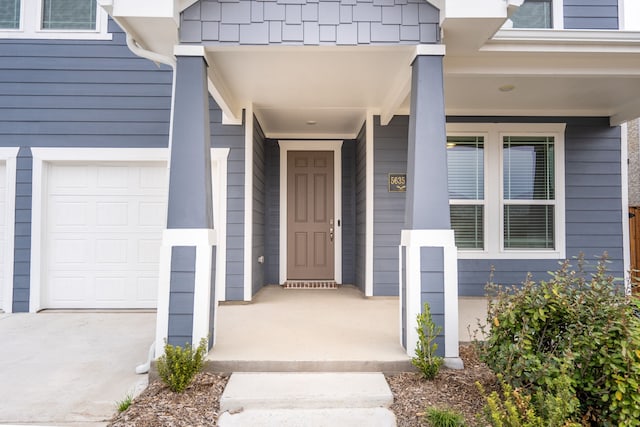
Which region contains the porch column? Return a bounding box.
[400,52,462,369]
[155,50,217,358]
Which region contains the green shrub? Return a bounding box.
[424,407,466,427]
[156,338,207,393]
[478,255,640,426]
[411,302,443,380]
[478,374,580,427]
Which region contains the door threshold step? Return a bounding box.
[282,281,338,289]
[206,359,414,374]
[218,407,397,427]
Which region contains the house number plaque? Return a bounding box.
[388,173,406,192]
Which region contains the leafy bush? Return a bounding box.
[478,374,580,427]
[156,338,207,393]
[412,302,443,380]
[478,255,640,426]
[424,407,466,427]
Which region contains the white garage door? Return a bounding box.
[0,162,6,311]
[44,162,167,309]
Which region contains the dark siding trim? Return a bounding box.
[252,116,266,295]
[355,124,366,292]
[342,139,356,285]
[264,139,280,284]
[168,246,196,346]
[373,115,407,296]
[420,247,445,356]
[210,103,246,300]
[12,147,31,312]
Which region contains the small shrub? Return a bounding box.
[115,393,133,413]
[478,374,580,427]
[424,407,466,427]
[478,255,640,426]
[156,337,207,393]
[411,302,443,380]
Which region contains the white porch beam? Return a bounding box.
[611,98,640,126]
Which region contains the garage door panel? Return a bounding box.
[138,202,166,227]
[138,239,161,264]
[94,277,127,302]
[96,202,129,226]
[53,239,90,264]
[97,166,128,189]
[45,163,167,309]
[95,239,129,264]
[137,277,158,301]
[49,277,89,302]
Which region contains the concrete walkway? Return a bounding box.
[218,372,397,426]
[208,285,412,372]
[0,311,155,426]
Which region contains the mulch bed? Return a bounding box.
[108,345,496,426]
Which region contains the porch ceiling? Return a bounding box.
[205,46,417,138]
[206,41,640,138]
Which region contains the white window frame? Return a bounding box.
[0,0,112,40]
[447,132,489,251]
[446,123,566,260]
[503,0,564,30]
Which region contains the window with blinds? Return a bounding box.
[447,136,484,249]
[42,0,96,30]
[0,0,20,29]
[510,0,553,28]
[503,136,555,249]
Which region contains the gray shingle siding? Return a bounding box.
[252,117,266,295]
[564,0,618,30]
[181,0,440,45]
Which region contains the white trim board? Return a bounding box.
[278,140,343,285]
[0,148,19,313]
[29,147,229,311]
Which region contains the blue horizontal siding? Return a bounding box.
[564,0,618,30]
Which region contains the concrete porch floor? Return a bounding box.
[207,285,413,373]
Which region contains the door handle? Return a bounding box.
[329,219,334,242]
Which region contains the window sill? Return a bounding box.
[457,249,565,260]
[0,29,112,40]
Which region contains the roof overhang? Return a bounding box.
[100,0,640,136]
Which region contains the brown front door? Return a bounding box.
[287,151,335,280]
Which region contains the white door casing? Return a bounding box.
[278,141,343,284]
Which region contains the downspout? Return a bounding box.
[124,34,176,69]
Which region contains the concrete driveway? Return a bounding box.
[0,311,155,426]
